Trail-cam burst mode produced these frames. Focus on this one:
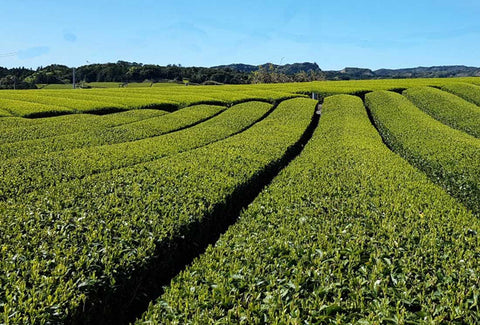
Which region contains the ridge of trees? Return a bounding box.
[1,61,480,89]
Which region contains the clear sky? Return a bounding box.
[0,0,479,70]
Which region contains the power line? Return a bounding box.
[0,52,18,58]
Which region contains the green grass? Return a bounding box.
[125,82,154,87]
[36,83,75,89]
[84,82,122,88]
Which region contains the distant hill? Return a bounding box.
[211,64,259,73]
[214,63,480,80]
[373,65,480,78]
[324,67,375,80]
[212,62,322,75]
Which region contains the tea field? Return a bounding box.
[1,77,479,324]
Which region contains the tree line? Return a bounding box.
[2,61,478,89]
[0,61,325,89]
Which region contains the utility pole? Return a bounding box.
[72,67,76,89]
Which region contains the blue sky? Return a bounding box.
[0,0,479,70]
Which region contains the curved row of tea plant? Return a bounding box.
[366,90,480,214]
[139,95,480,324]
[0,97,73,117]
[95,87,299,105]
[0,87,299,117]
[256,76,480,99]
[0,97,317,324]
[0,91,125,116]
[441,82,480,106]
[403,86,480,138]
[35,89,181,111]
[0,101,272,202]
[0,111,95,130]
[0,109,168,144]
[0,109,12,117]
[3,76,480,117]
[0,104,225,160]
